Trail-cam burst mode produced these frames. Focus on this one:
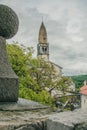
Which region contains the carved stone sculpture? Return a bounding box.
[0,4,19,102]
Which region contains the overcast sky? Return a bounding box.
[0,0,87,75]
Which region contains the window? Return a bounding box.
[42,47,47,53]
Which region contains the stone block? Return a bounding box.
[0,77,18,102]
[0,4,19,39]
[0,32,19,102]
[0,4,19,102]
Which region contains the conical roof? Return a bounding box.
[38,22,47,44]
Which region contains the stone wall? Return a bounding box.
[0,108,87,130]
[0,98,87,130]
[46,109,87,130]
[0,110,47,130]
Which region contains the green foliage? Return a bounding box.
[57,76,72,93]
[19,85,53,105]
[6,43,71,105]
[6,43,53,105]
[71,75,87,90]
[29,58,57,91]
[6,43,33,77]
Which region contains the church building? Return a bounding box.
[37,21,62,77]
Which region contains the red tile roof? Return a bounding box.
[80,85,87,95]
[81,91,87,95]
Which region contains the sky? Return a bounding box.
[0,0,87,75]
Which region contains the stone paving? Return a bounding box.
[0,98,50,130]
[47,108,87,130]
[0,101,87,130]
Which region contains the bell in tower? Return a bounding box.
[37,22,49,60]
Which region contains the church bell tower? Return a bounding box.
[37,22,49,60]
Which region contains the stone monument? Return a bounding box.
[0,4,19,102]
[0,4,48,111]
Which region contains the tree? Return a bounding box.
[29,58,58,92]
[6,42,72,105]
[56,76,72,93]
[6,43,53,105]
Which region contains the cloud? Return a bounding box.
[0,0,87,75]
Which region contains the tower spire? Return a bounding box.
[38,21,47,44]
[37,21,49,60]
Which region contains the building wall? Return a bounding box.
[53,64,62,77]
[81,94,87,108]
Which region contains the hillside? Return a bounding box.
[71,75,87,89]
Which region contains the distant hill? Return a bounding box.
[71,75,87,89]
